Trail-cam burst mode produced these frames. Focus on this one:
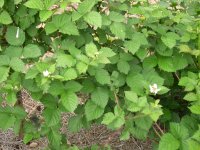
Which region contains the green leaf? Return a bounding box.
[10,57,25,72]
[0,0,4,8]
[48,128,62,149]
[91,87,109,108]
[143,55,157,69]
[126,73,145,95]
[43,108,61,127]
[102,106,125,130]
[84,11,102,28]
[184,93,198,101]
[6,91,17,106]
[117,61,130,74]
[0,114,16,130]
[85,100,104,121]
[0,67,9,83]
[4,46,23,58]
[25,67,39,79]
[95,69,110,85]
[39,10,53,22]
[59,21,79,35]
[99,47,116,57]
[65,81,83,92]
[72,0,97,21]
[56,54,76,67]
[109,11,124,22]
[158,56,174,72]
[45,22,57,34]
[170,123,189,140]
[76,62,88,74]
[0,11,12,25]
[5,26,25,46]
[63,68,78,80]
[68,115,83,133]
[125,91,138,102]
[161,32,179,49]
[124,40,140,55]
[24,0,44,10]
[0,55,10,66]
[189,105,200,114]
[23,133,33,144]
[61,91,78,112]
[187,139,200,150]
[23,44,42,58]
[85,43,98,58]
[159,133,180,150]
[110,22,126,39]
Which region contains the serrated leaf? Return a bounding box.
[158,56,174,72]
[24,0,44,10]
[45,22,57,34]
[0,55,10,66]
[56,54,76,67]
[63,68,78,80]
[184,93,198,101]
[0,67,9,83]
[161,32,179,49]
[170,123,189,140]
[6,91,17,106]
[0,114,15,130]
[109,11,124,22]
[85,43,98,58]
[76,62,88,74]
[39,10,53,22]
[84,11,102,28]
[0,11,12,25]
[61,91,78,112]
[43,108,61,127]
[48,128,62,149]
[4,46,23,58]
[95,69,110,85]
[10,57,25,72]
[23,44,41,58]
[189,105,200,114]
[102,106,125,130]
[143,55,157,68]
[72,0,97,21]
[25,67,39,79]
[23,133,33,144]
[99,47,116,57]
[5,26,25,46]
[159,133,180,150]
[65,81,82,92]
[68,115,83,133]
[85,100,104,121]
[110,22,126,39]
[117,61,130,74]
[124,40,140,55]
[59,21,79,35]
[91,87,109,108]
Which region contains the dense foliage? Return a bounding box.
[0,0,200,149]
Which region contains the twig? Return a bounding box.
[113,91,121,109]
[153,126,161,138]
[174,72,180,80]
[155,122,164,135]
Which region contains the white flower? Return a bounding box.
[43,70,50,77]
[149,83,161,95]
[16,27,20,38]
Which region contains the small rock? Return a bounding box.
[29,142,38,148]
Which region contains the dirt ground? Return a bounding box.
[0,90,152,150]
[0,121,152,150]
